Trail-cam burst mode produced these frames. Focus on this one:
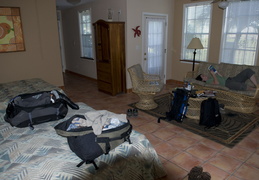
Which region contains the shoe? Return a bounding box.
[127,109,133,117]
[200,172,211,180]
[133,108,138,116]
[188,166,203,180]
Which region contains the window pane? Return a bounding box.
[182,2,212,62]
[79,10,93,59]
[220,1,259,65]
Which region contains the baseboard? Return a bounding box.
[127,89,132,93]
[63,72,184,94]
[59,85,65,90]
[166,79,184,86]
[64,70,97,82]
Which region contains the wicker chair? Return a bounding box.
[128,64,164,110]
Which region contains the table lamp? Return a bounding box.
[187,37,204,71]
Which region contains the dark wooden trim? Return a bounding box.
[80,57,94,60]
[59,85,65,89]
[65,70,97,82]
[166,79,184,86]
[126,88,132,93]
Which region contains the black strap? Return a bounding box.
[91,161,99,170]
[158,117,166,123]
[77,160,99,170]
[28,113,34,130]
[95,137,111,154]
[95,125,132,154]
[77,160,85,167]
[125,136,132,144]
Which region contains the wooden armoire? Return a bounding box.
[93,20,126,96]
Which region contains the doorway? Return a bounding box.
[142,13,168,83]
[57,10,66,73]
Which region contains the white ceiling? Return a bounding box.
[56,0,94,10]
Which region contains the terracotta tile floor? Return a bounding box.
[62,72,259,180]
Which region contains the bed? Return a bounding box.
[0,78,166,180]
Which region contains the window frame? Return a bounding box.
[181,1,212,62]
[78,9,94,60]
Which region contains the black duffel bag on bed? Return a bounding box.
[54,114,132,169]
[4,90,79,129]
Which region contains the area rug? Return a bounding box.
[129,93,259,148]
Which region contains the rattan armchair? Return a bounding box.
[128,64,164,110]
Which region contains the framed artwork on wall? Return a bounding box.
[108,8,113,21]
[0,7,25,53]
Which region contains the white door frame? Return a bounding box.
[57,10,66,73]
[142,12,168,83]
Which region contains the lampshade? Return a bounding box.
[218,1,229,9]
[67,0,81,5]
[187,38,204,49]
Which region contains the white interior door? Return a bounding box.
[143,13,167,83]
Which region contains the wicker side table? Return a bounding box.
[186,96,209,120]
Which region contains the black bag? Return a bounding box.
[158,88,190,123]
[4,90,79,129]
[54,115,132,169]
[199,98,221,129]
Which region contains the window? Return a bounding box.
[182,2,212,62]
[79,10,93,59]
[220,1,259,65]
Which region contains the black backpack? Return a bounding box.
[158,88,190,123]
[4,90,79,129]
[54,115,132,169]
[199,98,221,129]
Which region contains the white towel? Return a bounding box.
[84,110,127,135]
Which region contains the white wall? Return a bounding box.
[61,0,174,89]
[0,0,64,86]
[61,0,126,79]
[126,0,174,88]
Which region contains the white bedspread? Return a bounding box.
[0,79,166,180]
